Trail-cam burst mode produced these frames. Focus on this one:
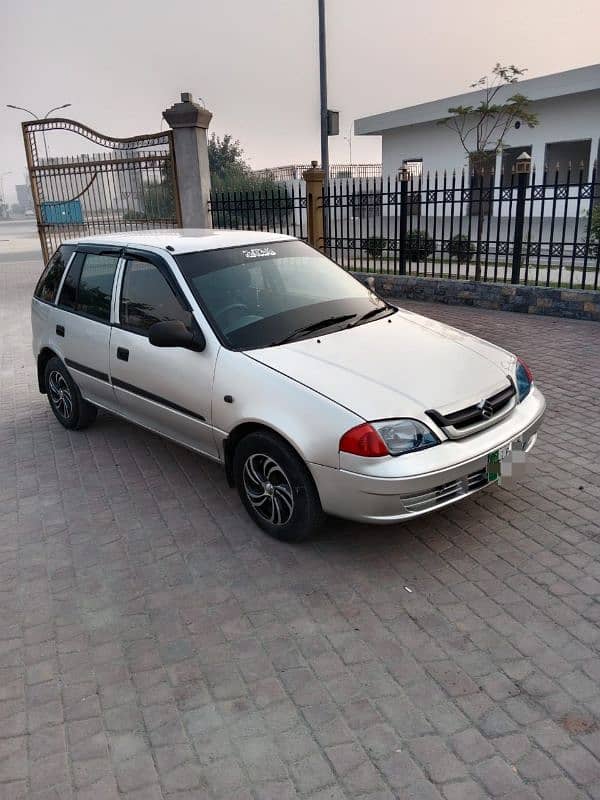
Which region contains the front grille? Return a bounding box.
[426,378,516,435]
[401,468,490,514]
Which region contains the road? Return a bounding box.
[0,218,42,266]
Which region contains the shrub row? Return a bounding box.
[364,233,476,260]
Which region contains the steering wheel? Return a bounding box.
[215,303,249,322]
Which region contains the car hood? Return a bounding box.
[245,307,516,422]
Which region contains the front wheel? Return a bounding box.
[233,431,324,542]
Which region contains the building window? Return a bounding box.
[469,151,495,216]
[544,140,591,183]
[401,159,423,179]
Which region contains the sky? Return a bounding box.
[1,0,599,203]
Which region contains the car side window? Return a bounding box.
[58,253,85,311]
[119,259,191,335]
[34,244,76,303]
[77,254,120,322]
[58,252,119,322]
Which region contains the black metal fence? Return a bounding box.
[209,167,600,290]
[324,167,600,290]
[210,184,307,241]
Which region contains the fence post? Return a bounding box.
[511,152,531,284]
[302,161,326,251]
[399,167,409,275]
[163,92,213,228]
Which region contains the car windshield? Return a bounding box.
[175,240,394,350]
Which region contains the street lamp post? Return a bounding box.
[344,122,353,168]
[318,0,328,180]
[6,103,72,162]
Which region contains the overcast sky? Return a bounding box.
[1,0,599,202]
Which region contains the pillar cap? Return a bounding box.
[163,93,212,130]
[302,161,326,181]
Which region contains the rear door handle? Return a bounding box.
[56,324,65,337]
[117,347,129,362]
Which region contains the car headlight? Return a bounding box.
[515,357,533,401]
[340,419,440,457]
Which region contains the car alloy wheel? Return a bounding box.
[48,369,73,421]
[242,453,294,526]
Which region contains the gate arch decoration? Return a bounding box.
[23,118,181,262]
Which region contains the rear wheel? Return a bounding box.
[44,356,97,430]
[233,431,324,542]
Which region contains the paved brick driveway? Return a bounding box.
[1,258,600,800]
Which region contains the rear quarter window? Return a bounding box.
[34,245,76,303]
[57,252,120,323]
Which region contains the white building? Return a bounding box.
[355,63,600,185]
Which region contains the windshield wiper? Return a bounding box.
[348,305,394,327]
[271,314,357,346]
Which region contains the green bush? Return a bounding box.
[446,234,475,261]
[405,231,434,261]
[587,205,600,256]
[365,237,386,257]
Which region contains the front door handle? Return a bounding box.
[56,324,65,337]
[117,347,129,362]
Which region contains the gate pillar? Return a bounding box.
[163,93,213,229]
[302,161,326,251]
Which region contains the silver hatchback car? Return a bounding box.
[32,230,545,541]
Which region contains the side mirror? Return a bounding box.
[148,320,205,352]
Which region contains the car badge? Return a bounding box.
[477,399,494,419]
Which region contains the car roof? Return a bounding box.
[62,228,296,254]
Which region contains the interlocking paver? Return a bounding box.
[474,755,526,796]
[442,780,487,800]
[2,258,600,798]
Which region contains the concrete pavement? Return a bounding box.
[1,255,600,799]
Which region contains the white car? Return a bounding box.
[31,230,545,541]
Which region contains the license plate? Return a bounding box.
[487,445,511,482]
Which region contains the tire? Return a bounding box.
[44,356,97,431]
[233,431,324,542]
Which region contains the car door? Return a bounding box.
[109,249,219,458]
[54,246,121,410]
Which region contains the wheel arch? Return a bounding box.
[223,421,306,488]
[37,347,58,393]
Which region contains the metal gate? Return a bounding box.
[23,117,181,262]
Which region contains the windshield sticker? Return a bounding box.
[242,247,277,259]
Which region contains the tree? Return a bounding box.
[439,64,538,168]
[208,133,293,228]
[208,134,249,192]
[208,133,285,195]
[439,64,539,279]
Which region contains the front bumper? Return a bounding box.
[309,385,546,524]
